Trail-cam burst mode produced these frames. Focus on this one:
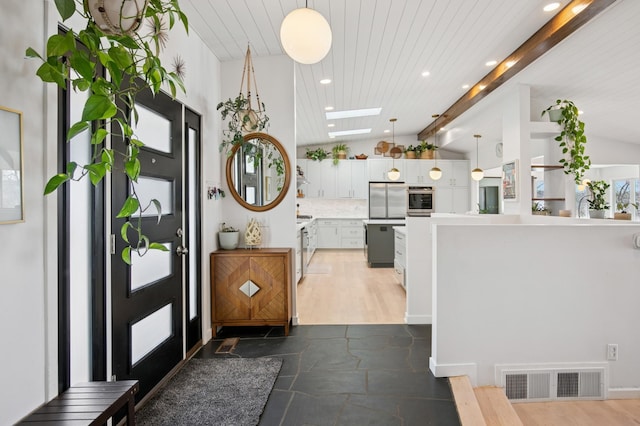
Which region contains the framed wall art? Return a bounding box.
[502,160,518,201]
[0,106,24,223]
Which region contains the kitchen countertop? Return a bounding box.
[362,219,406,225]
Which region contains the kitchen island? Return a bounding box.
[363,219,406,267]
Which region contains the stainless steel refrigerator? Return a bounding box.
[369,182,407,219]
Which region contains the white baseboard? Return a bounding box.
[429,358,477,385]
[405,314,432,324]
[608,388,640,399]
[291,315,299,326]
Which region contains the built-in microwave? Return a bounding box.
[407,186,435,216]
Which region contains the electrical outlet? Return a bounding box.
[607,343,618,361]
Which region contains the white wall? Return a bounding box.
[0,1,224,422]
[219,55,296,250]
[430,222,640,395]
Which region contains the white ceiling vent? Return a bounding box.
[499,366,606,402]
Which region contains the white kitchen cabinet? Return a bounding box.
[394,228,406,290]
[305,160,337,198]
[404,159,440,185]
[435,186,469,213]
[316,219,341,248]
[340,219,364,248]
[337,160,368,198]
[296,229,302,283]
[316,218,364,249]
[368,158,399,182]
[437,160,470,188]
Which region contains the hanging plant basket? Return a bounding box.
[218,45,269,154]
[84,0,149,35]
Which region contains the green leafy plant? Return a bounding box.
[305,148,329,161]
[220,223,239,232]
[416,140,438,154]
[615,181,638,213]
[542,99,591,185]
[404,144,416,153]
[586,180,610,210]
[26,0,188,264]
[532,201,551,215]
[331,143,349,165]
[217,94,269,155]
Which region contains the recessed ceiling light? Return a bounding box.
[328,123,335,128]
[462,84,470,89]
[485,60,497,67]
[328,128,372,137]
[421,71,430,77]
[505,60,517,68]
[326,107,382,120]
[320,78,332,84]
[383,129,391,133]
[543,2,560,12]
[325,106,334,111]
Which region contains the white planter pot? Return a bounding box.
[86,0,149,35]
[589,209,605,219]
[219,231,239,250]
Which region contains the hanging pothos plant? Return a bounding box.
[217,45,270,155]
[26,0,188,264]
[542,99,591,185]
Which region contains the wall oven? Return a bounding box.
[407,186,435,216]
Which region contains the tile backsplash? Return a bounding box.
[296,198,367,218]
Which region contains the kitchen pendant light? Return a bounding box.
[429,114,443,181]
[471,134,484,181]
[280,1,332,64]
[387,118,400,181]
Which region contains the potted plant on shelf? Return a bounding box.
[532,202,551,216]
[305,148,329,161]
[416,140,438,159]
[404,145,417,159]
[331,143,349,165]
[26,0,188,264]
[586,180,610,219]
[218,223,240,250]
[541,99,591,185]
[614,181,637,220]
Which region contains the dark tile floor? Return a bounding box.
[194,324,460,426]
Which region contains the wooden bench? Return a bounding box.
[17,380,139,425]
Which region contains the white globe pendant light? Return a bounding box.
[280,4,332,64]
[471,134,484,181]
[429,114,443,181]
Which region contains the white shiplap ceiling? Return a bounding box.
[179,0,639,151]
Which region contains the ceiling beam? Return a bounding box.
[417,0,617,141]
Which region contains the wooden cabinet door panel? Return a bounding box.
[213,256,251,320]
[250,256,286,320]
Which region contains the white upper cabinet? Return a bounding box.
[437,160,470,187]
[337,160,368,198]
[404,159,440,185]
[367,158,398,182]
[305,160,337,198]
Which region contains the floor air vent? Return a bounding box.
[501,367,605,402]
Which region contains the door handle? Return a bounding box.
[176,245,189,256]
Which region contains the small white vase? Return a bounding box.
[589,209,605,219]
[219,231,239,250]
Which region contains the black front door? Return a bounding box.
[111,88,184,400]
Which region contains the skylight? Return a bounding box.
[326,108,382,120]
[328,128,372,138]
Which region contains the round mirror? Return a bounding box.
[225,132,291,212]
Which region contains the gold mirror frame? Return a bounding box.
[225,132,291,212]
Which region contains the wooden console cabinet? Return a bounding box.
[210,248,292,337]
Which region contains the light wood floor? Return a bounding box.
[513,399,640,426]
[296,249,406,324]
